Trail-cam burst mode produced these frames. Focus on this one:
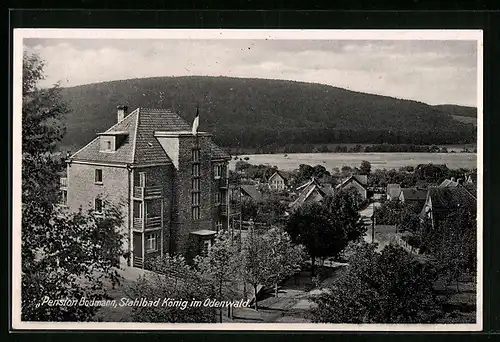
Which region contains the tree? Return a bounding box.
[311,243,445,323]
[324,189,366,242]
[130,255,216,323]
[293,164,331,188]
[417,208,476,290]
[22,202,126,321]
[285,193,363,275]
[360,160,371,175]
[264,227,307,297]
[194,233,241,322]
[21,51,126,321]
[22,51,68,208]
[240,230,276,310]
[374,199,421,227]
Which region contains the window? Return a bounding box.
[95,198,104,213]
[95,169,103,184]
[215,220,223,231]
[192,164,200,177]
[215,191,221,205]
[133,201,143,218]
[106,140,112,151]
[192,149,201,220]
[192,178,200,191]
[192,206,200,220]
[60,190,68,206]
[146,233,158,252]
[192,149,200,162]
[214,163,227,179]
[202,239,211,257]
[138,172,146,187]
[192,192,200,206]
[214,164,221,178]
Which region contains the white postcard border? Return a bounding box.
[12,28,483,331]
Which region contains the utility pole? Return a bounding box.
[371,204,375,243]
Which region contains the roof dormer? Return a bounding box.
[97,131,129,153]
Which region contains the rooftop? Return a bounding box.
[70,107,230,164]
[400,188,428,200]
[154,131,212,137]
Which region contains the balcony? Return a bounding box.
[133,185,163,199]
[133,216,162,231]
[60,177,67,189]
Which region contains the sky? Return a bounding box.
[23,38,478,106]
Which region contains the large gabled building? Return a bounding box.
[61,106,234,269]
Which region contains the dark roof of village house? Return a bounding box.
[70,108,231,165]
[461,183,477,199]
[240,184,262,202]
[336,175,368,190]
[426,186,476,214]
[400,188,428,201]
[289,178,334,210]
[296,177,321,191]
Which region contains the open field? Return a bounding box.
[230,152,477,172]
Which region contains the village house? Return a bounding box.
[398,188,428,209]
[288,177,335,212]
[60,106,235,269]
[267,171,288,191]
[420,186,476,228]
[240,184,262,202]
[386,183,402,200]
[465,171,477,185]
[439,178,460,187]
[336,174,368,201]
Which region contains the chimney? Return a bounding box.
[117,105,128,122]
[451,177,456,182]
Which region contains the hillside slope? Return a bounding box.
[434,104,477,118]
[58,76,476,151]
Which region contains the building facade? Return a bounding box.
[268,171,287,191]
[62,106,233,269]
[336,175,368,200]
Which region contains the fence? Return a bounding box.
[394,233,420,255]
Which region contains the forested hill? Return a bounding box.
[433,104,477,118]
[58,76,476,151]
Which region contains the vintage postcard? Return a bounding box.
[12,29,482,331]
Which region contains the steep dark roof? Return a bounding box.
[353,174,368,185]
[336,175,367,190]
[427,186,476,212]
[70,108,138,164]
[461,183,477,199]
[240,185,262,202]
[289,179,334,211]
[296,177,321,191]
[400,188,428,201]
[71,107,230,165]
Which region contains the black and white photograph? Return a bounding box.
[12,29,482,330]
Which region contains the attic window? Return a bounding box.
[106,141,112,151]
